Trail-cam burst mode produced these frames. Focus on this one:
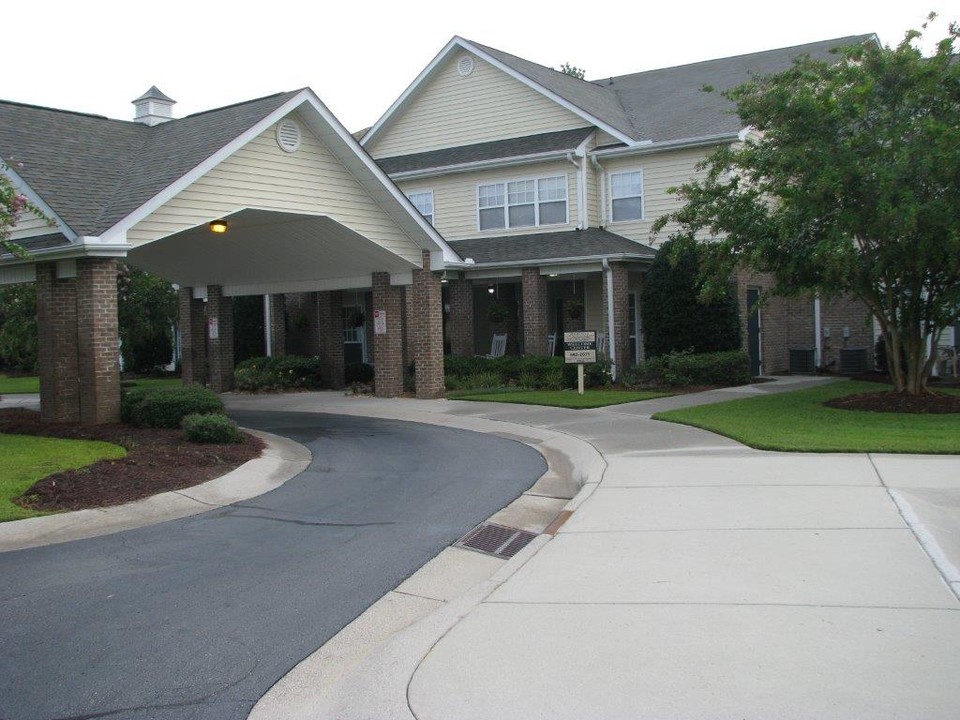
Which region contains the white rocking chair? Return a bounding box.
[547,333,557,356]
[479,333,507,359]
[596,332,608,357]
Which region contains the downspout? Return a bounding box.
[591,156,606,227]
[566,152,585,229]
[263,295,273,357]
[813,294,822,369]
[602,258,617,381]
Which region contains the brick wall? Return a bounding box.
[317,291,345,388]
[36,262,80,422]
[206,285,234,392]
[521,267,549,356]
[447,277,474,357]
[412,250,444,399]
[372,272,403,397]
[76,259,121,425]
[179,287,208,386]
[602,263,630,375]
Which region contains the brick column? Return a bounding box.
[448,276,474,357]
[267,294,286,357]
[36,262,81,423]
[317,291,344,388]
[412,250,444,399]
[402,286,415,369]
[372,272,403,397]
[36,259,120,425]
[206,285,234,393]
[522,267,548,356]
[76,259,121,425]
[179,287,208,386]
[602,263,630,376]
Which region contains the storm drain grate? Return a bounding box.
[455,522,537,559]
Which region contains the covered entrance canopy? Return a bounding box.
[1,87,464,425]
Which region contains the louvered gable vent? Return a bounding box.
[276,118,302,152]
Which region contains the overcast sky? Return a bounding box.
[5,1,952,133]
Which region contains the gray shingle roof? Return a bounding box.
[0,91,300,236]
[376,128,594,175]
[467,34,874,144]
[448,228,657,265]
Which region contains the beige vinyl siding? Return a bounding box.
[9,209,53,241]
[600,147,713,245]
[368,53,591,159]
[397,160,578,241]
[129,114,423,265]
[584,277,604,334]
[583,135,599,229]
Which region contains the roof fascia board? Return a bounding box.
[455,39,637,146]
[1,237,131,265]
[388,149,576,181]
[1,165,78,241]
[293,90,463,265]
[592,132,740,158]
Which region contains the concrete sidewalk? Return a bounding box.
[231,377,960,720]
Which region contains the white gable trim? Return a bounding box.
[1,165,78,242]
[99,89,461,266]
[361,37,636,151]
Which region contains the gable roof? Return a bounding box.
[376,127,594,176]
[364,34,876,152]
[0,91,299,237]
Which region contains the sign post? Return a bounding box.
[563,331,597,395]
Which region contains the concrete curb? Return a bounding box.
[247,404,606,720]
[0,429,311,553]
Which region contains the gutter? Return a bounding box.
[603,258,618,381]
[0,237,131,264]
[592,132,741,158]
[387,149,580,181]
[456,252,655,272]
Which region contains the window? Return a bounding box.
[477,175,567,231]
[610,170,643,222]
[407,191,434,226]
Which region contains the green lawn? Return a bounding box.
[654,380,960,454]
[0,433,127,522]
[0,374,39,394]
[0,375,182,395]
[450,389,672,409]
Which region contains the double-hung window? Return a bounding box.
[610,170,643,222]
[407,190,434,226]
[477,175,567,231]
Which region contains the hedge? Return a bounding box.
[122,386,225,428]
[621,350,751,388]
[444,355,611,391]
[182,413,244,444]
[234,355,324,391]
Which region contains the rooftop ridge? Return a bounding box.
[0,98,115,122]
[182,89,302,119]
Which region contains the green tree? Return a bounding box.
[653,21,960,395]
[558,62,586,79]
[641,238,741,357]
[1,160,37,258]
[117,264,178,374]
[0,283,37,372]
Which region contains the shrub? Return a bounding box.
[444,354,617,391]
[623,350,750,388]
[640,238,741,357]
[182,413,244,444]
[234,355,324,391]
[122,386,225,428]
[345,362,375,384]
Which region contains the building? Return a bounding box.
[0,34,887,424]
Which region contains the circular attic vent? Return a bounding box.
[276,118,302,153]
[457,56,475,77]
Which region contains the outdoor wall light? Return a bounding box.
[487,285,495,294]
[209,220,229,234]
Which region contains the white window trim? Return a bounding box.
[406,189,435,226]
[476,173,570,232]
[608,168,644,223]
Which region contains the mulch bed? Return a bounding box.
[0,408,264,513]
[824,391,960,414]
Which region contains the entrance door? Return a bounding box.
[343,304,367,364]
[747,287,762,376]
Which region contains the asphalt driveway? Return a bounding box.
[0,411,546,720]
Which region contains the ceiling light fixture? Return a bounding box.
[209,220,229,234]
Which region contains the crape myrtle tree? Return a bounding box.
[652,20,960,395]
